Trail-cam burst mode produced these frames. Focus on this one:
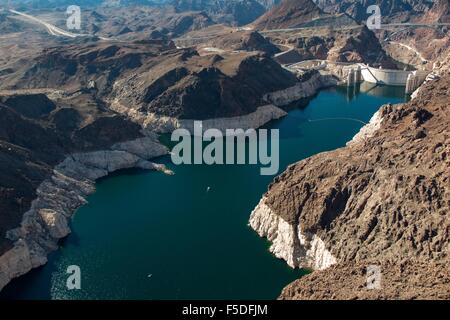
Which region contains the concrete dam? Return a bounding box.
[359,65,428,87]
[283,59,429,93]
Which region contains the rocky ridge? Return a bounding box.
[0,136,170,291]
[250,75,450,299]
[110,69,337,133]
[314,0,449,69]
[280,259,449,299]
[253,0,356,30]
[197,30,281,56]
[313,0,435,23]
[267,25,398,67]
[1,42,315,122]
[0,90,172,291]
[172,0,269,26]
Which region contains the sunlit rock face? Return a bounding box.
[252,76,450,299]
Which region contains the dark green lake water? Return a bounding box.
[1,84,405,300]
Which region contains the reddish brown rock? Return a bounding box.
[280,260,450,300]
[253,75,449,299]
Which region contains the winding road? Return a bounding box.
[386,41,428,63]
[8,9,111,41]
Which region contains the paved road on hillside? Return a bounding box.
[387,41,428,63]
[9,9,111,40]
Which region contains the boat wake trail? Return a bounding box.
[308,117,367,125]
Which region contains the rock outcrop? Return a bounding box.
[280,260,450,300]
[111,69,335,133]
[0,91,170,291]
[0,136,170,291]
[198,30,281,56]
[250,75,450,299]
[253,0,356,30]
[263,70,337,106]
[2,42,308,121]
[268,26,398,68]
[250,197,337,269]
[313,0,435,23]
[172,0,269,26]
[314,0,449,69]
[253,0,324,29]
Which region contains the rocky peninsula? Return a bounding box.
[250,75,450,299]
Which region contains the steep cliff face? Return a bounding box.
[263,70,336,106]
[250,75,449,299]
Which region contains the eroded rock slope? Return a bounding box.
[251,75,450,299]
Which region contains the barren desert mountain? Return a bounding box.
[1,41,299,120]
[420,0,450,23]
[0,11,25,33]
[41,6,215,39]
[172,0,268,25]
[2,42,174,93]
[253,0,325,29]
[252,0,356,30]
[251,75,450,299]
[181,29,281,56]
[379,0,449,66]
[111,48,299,119]
[3,0,159,10]
[269,25,397,67]
[101,7,213,38]
[176,3,394,67]
[313,0,436,22]
[410,0,449,61]
[215,30,281,55]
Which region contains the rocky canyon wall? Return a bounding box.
[250,75,450,299]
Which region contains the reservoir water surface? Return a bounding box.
[1,84,405,299]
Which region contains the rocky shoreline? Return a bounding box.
[0,136,171,291]
[249,197,336,270]
[0,71,333,292]
[111,102,288,134]
[110,71,336,134]
[249,75,450,299]
[263,73,336,107]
